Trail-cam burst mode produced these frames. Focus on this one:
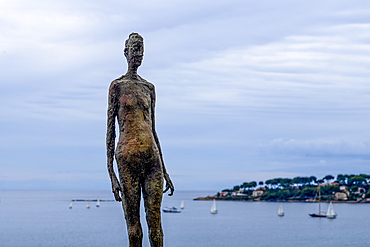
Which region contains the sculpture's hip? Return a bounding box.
[115,137,162,176]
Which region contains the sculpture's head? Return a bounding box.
[124,33,144,69]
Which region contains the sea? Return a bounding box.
[0,190,368,247]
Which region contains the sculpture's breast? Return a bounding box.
[119,81,151,120]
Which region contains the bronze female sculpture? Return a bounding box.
[106,33,174,247]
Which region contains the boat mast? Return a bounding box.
[318,184,321,214]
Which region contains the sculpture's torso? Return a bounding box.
[112,76,159,160]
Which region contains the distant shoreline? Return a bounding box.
[193,196,370,203]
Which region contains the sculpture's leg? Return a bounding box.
[143,159,164,247]
[117,156,143,247]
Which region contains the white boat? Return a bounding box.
[278,203,284,216]
[87,200,90,209]
[180,200,184,209]
[69,200,72,209]
[326,201,337,219]
[210,199,218,214]
[96,199,100,207]
[163,207,181,213]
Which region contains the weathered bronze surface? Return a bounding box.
[106,33,174,247]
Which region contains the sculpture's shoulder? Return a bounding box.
[109,76,124,91]
[138,75,155,92]
[109,75,133,92]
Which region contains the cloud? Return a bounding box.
[152,24,368,104]
[266,138,370,156]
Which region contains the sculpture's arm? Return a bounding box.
[151,86,174,196]
[106,82,122,202]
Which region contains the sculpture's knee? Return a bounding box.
[128,223,143,247]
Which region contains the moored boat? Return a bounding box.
[163,207,181,213]
[309,185,326,217]
[210,199,218,214]
[278,203,284,216]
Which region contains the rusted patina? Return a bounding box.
[106,33,174,247]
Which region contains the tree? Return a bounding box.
[309,176,317,185]
[348,175,366,186]
[233,185,240,191]
[271,179,278,189]
[281,178,292,189]
[240,183,246,192]
[321,185,340,195]
[258,181,264,186]
[350,185,359,192]
[300,187,316,197]
[300,177,310,186]
[242,182,249,189]
[265,179,272,189]
[292,177,302,187]
[343,174,350,185]
[323,175,334,184]
[317,179,324,184]
[360,174,370,183]
[337,174,345,184]
[250,181,257,189]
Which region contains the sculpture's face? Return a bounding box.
[125,36,144,68]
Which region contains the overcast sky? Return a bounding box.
[1,0,370,191]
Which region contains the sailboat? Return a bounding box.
[180,200,184,209]
[326,201,337,219]
[96,199,100,207]
[309,185,326,217]
[87,200,90,209]
[69,200,72,209]
[278,203,284,216]
[210,199,218,214]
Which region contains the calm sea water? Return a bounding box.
[0,190,368,247]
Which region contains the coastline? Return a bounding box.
[193,196,370,203]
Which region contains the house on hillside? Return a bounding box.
[354,187,366,195]
[220,192,228,197]
[335,191,349,201]
[340,185,348,191]
[252,187,266,197]
[231,190,246,197]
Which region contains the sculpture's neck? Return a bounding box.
[125,65,139,79]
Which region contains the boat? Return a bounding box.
[69,200,72,209]
[326,201,337,219]
[309,185,326,217]
[96,199,100,207]
[180,200,184,209]
[162,207,181,213]
[278,203,284,216]
[87,200,90,209]
[210,199,218,214]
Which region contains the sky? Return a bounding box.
[1,0,370,191]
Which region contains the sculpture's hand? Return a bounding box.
[163,173,174,196]
[111,175,122,202]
